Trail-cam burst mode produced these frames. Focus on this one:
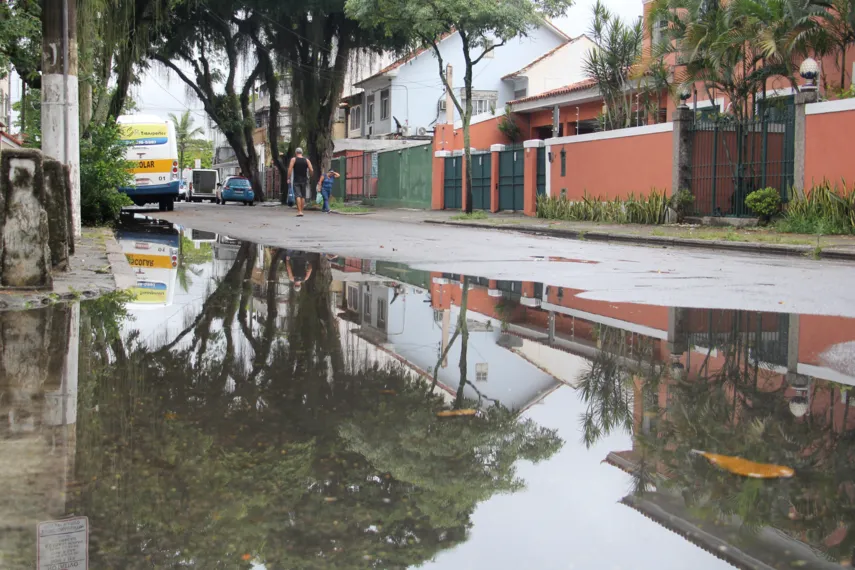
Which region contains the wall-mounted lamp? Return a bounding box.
[548,151,554,163]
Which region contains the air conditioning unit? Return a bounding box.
[416,126,428,136]
[438,99,447,111]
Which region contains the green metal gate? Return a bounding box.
[689,98,795,217]
[498,145,524,211]
[471,152,491,210]
[536,147,546,197]
[443,156,462,209]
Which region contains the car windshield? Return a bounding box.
[228,178,251,189]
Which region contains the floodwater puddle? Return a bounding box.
[1,215,854,569]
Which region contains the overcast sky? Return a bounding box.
[10,0,642,138]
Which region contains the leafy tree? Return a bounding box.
[12,86,41,147]
[818,0,855,90]
[169,110,205,170]
[583,1,644,131]
[346,0,572,213]
[152,1,268,199]
[648,0,823,122]
[185,138,215,169]
[0,0,41,88]
[79,121,132,225]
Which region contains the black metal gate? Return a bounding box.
[689,99,795,217]
[498,145,524,211]
[471,152,491,210]
[536,147,546,198]
[444,155,462,210]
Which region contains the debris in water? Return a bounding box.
[379,389,397,395]
[691,450,794,478]
[437,409,477,418]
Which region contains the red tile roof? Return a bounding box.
[509,78,598,105]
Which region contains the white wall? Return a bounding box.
[522,36,596,98]
[390,27,566,131]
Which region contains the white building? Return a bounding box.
[345,23,569,139]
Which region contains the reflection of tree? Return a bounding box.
[627,317,855,563]
[176,235,213,292]
[69,252,563,568]
[578,325,661,448]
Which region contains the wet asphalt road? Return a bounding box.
[157,202,855,317]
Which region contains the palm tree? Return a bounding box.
[648,0,824,121]
[168,110,204,169]
[818,0,855,91]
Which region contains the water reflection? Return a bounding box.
[1,217,853,568]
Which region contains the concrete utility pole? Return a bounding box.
[42,0,81,238]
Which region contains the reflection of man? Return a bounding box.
[286,250,314,292]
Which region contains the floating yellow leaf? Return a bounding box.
[692,450,794,478]
[437,409,478,418]
[241,553,252,561]
[379,389,397,395]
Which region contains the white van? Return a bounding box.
[189,169,220,203]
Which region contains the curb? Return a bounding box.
[103,230,137,290]
[425,220,855,261]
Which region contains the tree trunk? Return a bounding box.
[463,60,474,214]
[79,81,92,134]
[842,46,848,92]
[453,276,471,409]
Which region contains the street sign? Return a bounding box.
[37,516,89,570]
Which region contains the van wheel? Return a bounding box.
[167,198,175,212]
[158,200,166,212]
[220,200,226,206]
[249,201,255,207]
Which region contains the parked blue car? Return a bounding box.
[218,176,255,206]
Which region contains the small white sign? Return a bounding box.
[195,158,202,169]
[37,516,89,570]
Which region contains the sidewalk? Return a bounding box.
[362,208,855,261]
[0,228,135,311]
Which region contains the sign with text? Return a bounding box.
[37,516,89,570]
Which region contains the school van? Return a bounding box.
[117,114,180,211]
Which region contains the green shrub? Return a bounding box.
[777,180,855,235]
[536,190,669,224]
[745,187,781,222]
[80,122,133,226]
[670,189,695,222]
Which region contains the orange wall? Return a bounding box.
[434,115,525,152]
[805,105,855,189]
[548,129,673,199]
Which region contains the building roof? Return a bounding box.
[354,32,457,87]
[501,34,590,80]
[509,78,598,105]
[354,21,571,88]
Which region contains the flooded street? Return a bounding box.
[2,215,854,569]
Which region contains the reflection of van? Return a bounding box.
[189,169,220,203]
[117,216,180,308]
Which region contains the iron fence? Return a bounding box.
[689,104,795,217]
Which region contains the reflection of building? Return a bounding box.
[330,260,563,410]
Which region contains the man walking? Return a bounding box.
[287,148,314,217]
